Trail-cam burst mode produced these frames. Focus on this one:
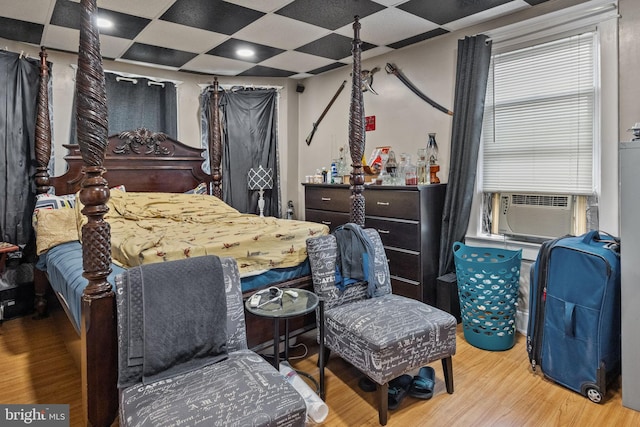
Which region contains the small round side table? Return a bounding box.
[245,288,318,370]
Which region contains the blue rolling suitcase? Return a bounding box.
[527,230,621,403]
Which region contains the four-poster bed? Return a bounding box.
[32,0,367,425]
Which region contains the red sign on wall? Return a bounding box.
[365,115,376,131]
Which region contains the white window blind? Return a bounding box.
[482,32,596,194]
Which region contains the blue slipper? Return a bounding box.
[409,366,435,399]
[388,374,412,410]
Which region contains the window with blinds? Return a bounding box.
[481,32,597,195]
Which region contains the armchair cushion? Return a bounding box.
[324,294,457,385]
[120,349,307,427]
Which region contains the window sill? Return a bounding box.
[463,233,542,262]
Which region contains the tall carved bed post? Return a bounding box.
[209,77,222,198]
[349,16,365,226]
[76,0,118,425]
[34,46,51,317]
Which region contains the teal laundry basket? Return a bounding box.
[453,242,522,351]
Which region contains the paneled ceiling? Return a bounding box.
[0,0,554,78]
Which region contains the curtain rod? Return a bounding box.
[0,47,35,59]
[68,64,183,86]
[197,82,283,92]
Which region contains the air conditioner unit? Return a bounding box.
[497,193,574,241]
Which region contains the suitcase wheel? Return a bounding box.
[585,386,603,404]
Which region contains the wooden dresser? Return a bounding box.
[303,183,446,305]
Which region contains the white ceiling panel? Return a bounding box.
[135,20,228,54]
[181,53,254,75]
[233,14,330,50]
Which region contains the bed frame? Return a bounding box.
[33,1,366,425]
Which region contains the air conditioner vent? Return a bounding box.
[511,194,569,208]
[497,193,574,240]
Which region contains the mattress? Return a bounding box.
[37,241,310,333]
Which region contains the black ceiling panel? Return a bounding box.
[50,0,149,39]
[206,39,284,63]
[398,0,514,25]
[160,0,264,35]
[0,16,43,45]
[95,9,151,39]
[307,62,347,75]
[388,28,450,50]
[238,65,296,77]
[122,43,197,68]
[49,0,81,29]
[296,33,376,61]
[275,0,385,31]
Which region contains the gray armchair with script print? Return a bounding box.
[115,256,306,427]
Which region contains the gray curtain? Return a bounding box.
[0,50,43,248]
[199,89,214,175]
[201,88,280,216]
[70,72,177,142]
[439,35,492,276]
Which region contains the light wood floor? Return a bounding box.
[1,314,639,427]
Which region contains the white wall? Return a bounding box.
[296,36,457,213]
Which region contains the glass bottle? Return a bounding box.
[385,150,398,185]
[403,153,417,185]
[427,133,439,166]
[417,148,429,185]
[427,133,440,184]
[398,153,409,186]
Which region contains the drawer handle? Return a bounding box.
[377,229,390,234]
[321,197,332,201]
[321,221,332,225]
[376,201,390,206]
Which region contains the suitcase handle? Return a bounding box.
[564,301,576,337]
[582,230,620,253]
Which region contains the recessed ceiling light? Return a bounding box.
[97,18,113,28]
[237,49,254,58]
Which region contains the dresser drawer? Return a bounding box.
[305,186,350,212]
[385,248,420,282]
[365,190,419,220]
[365,217,420,251]
[391,276,421,301]
[305,209,350,232]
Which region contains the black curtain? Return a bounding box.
[70,72,177,142]
[202,88,280,216]
[439,35,492,276]
[0,51,43,248]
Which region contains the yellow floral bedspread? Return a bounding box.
[102,191,328,276]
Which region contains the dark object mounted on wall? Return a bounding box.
[296,83,305,93]
[305,79,347,146]
[386,63,453,116]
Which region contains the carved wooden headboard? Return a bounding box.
[50,128,213,195]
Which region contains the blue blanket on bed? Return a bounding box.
[37,241,310,333]
[36,241,125,333]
